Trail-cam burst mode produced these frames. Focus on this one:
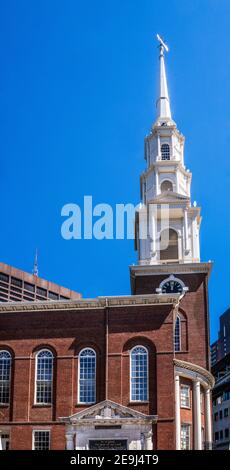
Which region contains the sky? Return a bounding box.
[0,0,229,342]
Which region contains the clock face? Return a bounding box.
[161,280,183,294]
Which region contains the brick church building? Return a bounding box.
[0,39,214,450]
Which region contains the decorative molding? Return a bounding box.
[130,261,213,278]
[60,399,158,425]
[174,359,215,388]
[0,293,180,314]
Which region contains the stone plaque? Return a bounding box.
[89,439,127,450]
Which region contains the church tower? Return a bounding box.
[131,37,210,296]
[136,37,200,268]
[129,38,213,451]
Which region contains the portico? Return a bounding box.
[174,359,214,450]
[61,400,157,450]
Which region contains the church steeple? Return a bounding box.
[156,36,172,121]
[135,37,201,266]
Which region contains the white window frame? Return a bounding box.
[181,423,190,450]
[180,384,190,409]
[0,350,12,405]
[161,143,171,160]
[34,349,53,405]
[174,315,181,352]
[130,345,149,403]
[78,348,96,405]
[32,429,51,450]
[0,431,10,450]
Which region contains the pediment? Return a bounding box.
[152,192,189,204]
[61,400,155,423]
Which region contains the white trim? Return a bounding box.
[34,349,53,405]
[181,423,191,450]
[174,314,182,352]
[32,429,51,450]
[180,384,190,409]
[78,348,96,405]
[174,363,214,389]
[161,142,171,160]
[0,350,12,406]
[130,346,149,403]
[156,274,188,294]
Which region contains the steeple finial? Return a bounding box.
[156,34,172,121]
[33,248,39,277]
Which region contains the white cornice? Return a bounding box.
[0,293,180,314]
[174,359,215,388]
[130,261,213,278]
[141,161,192,180]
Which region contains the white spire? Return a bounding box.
[156,35,172,121]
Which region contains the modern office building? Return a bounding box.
[212,351,230,449]
[211,309,230,367]
[0,262,81,303]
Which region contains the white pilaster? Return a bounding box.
[205,388,212,450]
[176,170,179,193]
[66,432,75,450]
[184,209,189,252]
[144,430,153,450]
[157,135,160,158]
[193,381,202,450]
[175,375,181,450]
[155,169,159,195]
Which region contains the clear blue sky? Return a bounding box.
[0,0,229,342]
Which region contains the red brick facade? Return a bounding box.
[0,264,213,450]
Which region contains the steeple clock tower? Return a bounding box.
[129,38,213,450]
[130,37,212,296]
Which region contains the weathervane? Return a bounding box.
[156,34,169,54]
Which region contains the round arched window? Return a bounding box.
[160,228,178,261]
[161,180,173,192]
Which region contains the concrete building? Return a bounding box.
[211,309,230,449]
[0,39,214,450]
[0,262,81,303]
[211,309,230,367]
[212,352,230,449]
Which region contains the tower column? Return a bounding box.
[155,169,159,195]
[205,388,212,449]
[193,380,202,450]
[184,209,189,253]
[175,375,181,450]
[176,170,179,192]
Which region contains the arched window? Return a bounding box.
[160,228,179,261]
[174,315,181,352]
[161,143,170,160]
[35,349,53,404]
[78,348,96,404]
[0,351,12,404]
[161,180,173,192]
[130,346,148,402]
